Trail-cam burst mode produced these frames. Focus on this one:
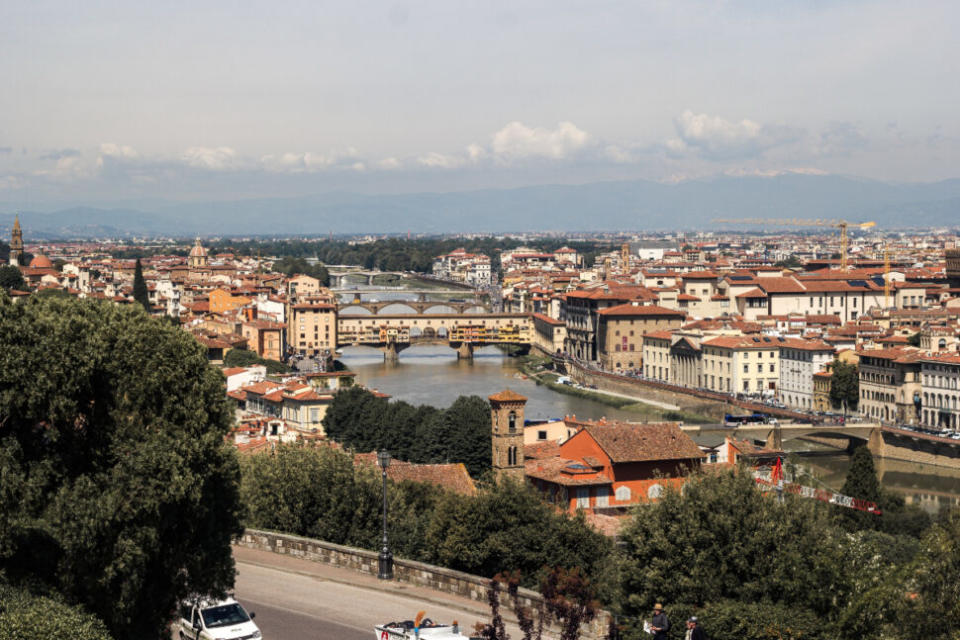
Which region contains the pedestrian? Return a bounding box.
[650,603,670,640]
[685,617,706,640]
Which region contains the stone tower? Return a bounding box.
[9,215,23,266]
[488,389,527,482]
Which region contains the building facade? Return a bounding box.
[778,339,835,411]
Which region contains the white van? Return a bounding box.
[178,597,261,640]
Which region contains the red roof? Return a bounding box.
[583,421,703,463]
[598,303,685,318]
[488,389,528,403]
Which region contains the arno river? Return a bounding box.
[339,343,960,513]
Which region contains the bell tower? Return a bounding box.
[488,389,527,482]
[9,215,23,267]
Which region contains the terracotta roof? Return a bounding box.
[643,330,674,341]
[354,454,477,495]
[488,389,528,403]
[524,441,562,459]
[583,421,703,463]
[524,456,612,486]
[597,303,685,317]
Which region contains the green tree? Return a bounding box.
[222,347,288,374]
[0,296,243,640]
[271,256,329,285]
[839,446,881,530]
[619,469,845,629]
[897,510,960,640]
[132,258,150,312]
[0,265,26,291]
[830,361,859,412]
[0,585,113,640]
[907,332,922,347]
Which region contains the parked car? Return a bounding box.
[178,597,260,640]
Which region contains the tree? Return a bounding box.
[907,332,922,347]
[897,511,960,640]
[0,585,113,640]
[132,259,150,312]
[222,347,288,374]
[0,265,26,291]
[0,296,243,640]
[830,361,859,412]
[619,469,846,628]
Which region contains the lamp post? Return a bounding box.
[377,449,393,580]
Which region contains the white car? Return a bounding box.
[178,597,261,640]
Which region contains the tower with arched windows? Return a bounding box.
[489,389,526,483]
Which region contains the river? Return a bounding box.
[338,344,960,512]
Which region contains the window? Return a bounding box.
[744,364,749,373]
[538,430,547,441]
[595,486,610,508]
[508,411,517,432]
[615,486,631,502]
[769,364,775,372]
[576,487,590,509]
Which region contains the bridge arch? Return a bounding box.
[420,303,458,315]
[463,305,487,314]
[379,303,418,315]
[339,305,373,315]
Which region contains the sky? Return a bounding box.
[1,0,958,207]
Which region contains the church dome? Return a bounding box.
[30,253,53,269]
[189,238,208,258]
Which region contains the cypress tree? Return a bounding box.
[842,445,881,504]
[133,258,150,312]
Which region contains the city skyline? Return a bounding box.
[2,1,959,208]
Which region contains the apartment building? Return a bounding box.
[596,303,685,371]
[858,347,922,425]
[702,335,781,396]
[778,339,835,411]
[920,353,960,430]
[432,248,492,286]
[289,302,337,356]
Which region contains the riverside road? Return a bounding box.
[206,546,514,640]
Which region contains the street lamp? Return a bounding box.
[377,449,393,580]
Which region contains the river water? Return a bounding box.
[338,344,960,512]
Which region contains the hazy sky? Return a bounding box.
[1,0,958,206]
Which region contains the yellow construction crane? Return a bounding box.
[712,218,876,271]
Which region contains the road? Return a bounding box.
[188,548,515,640]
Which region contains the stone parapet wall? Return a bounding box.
[237,529,610,639]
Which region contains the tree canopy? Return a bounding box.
[830,361,859,411]
[0,296,243,640]
[222,347,289,374]
[0,585,112,640]
[321,386,491,477]
[0,265,26,292]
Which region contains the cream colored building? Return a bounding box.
[778,338,835,411]
[858,347,922,425]
[289,302,337,356]
[702,335,781,396]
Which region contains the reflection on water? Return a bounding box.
[339,345,645,422]
[338,344,960,512]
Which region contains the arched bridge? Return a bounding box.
[337,312,534,360]
[327,269,409,287]
[338,298,489,316]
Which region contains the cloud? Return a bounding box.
[417,152,464,169]
[260,148,365,173]
[39,148,81,161]
[377,157,402,170]
[182,146,240,170]
[0,175,26,190]
[99,143,139,161]
[669,110,800,160]
[814,122,869,156]
[490,121,593,161]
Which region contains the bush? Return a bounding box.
[696,600,824,640]
[0,584,112,640]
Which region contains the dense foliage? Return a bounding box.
[240,444,614,593]
[200,237,614,274]
[270,255,329,285]
[0,585,112,640]
[0,265,25,291]
[222,347,289,374]
[616,464,954,640]
[322,386,491,477]
[0,296,244,640]
[830,361,859,411]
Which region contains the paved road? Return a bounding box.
[221,548,512,640]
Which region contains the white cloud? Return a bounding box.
[490,121,593,161]
[0,175,26,190]
[417,152,464,169]
[377,157,402,170]
[260,148,366,173]
[183,146,240,170]
[99,143,139,160]
[671,110,799,160]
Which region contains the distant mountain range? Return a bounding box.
[2,173,959,238]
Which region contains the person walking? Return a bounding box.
[650,604,670,640]
[685,617,706,640]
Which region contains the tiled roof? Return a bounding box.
[597,303,685,317]
[354,454,477,495]
[583,421,703,463]
[488,389,528,403]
